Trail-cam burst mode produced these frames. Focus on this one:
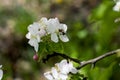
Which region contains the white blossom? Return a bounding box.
[26,17,69,52]
[58,24,69,42]
[113,1,120,12]
[44,68,68,80]
[55,59,78,74]
[68,61,78,74]
[47,18,69,43]
[26,20,47,52]
[0,65,3,80]
[26,22,42,52]
[44,67,68,80]
[51,67,68,80]
[44,59,78,80]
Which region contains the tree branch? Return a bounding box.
[43,49,120,70]
[77,49,120,69]
[42,52,80,63]
[54,52,81,63]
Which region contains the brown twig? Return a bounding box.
[42,52,80,63]
[77,49,120,69]
[43,49,120,70]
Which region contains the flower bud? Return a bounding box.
[33,54,39,61]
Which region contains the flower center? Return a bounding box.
[59,29,66,35]
[31,35,37,39]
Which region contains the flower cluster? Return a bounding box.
[26,17,69,52]
[113,0,120,12]
[0,65,3,80]
[44,59,78,80]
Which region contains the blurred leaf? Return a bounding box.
[117,51,120,57]
[88,62,115,80]
[77,29,88,39]
[14,7,35,35]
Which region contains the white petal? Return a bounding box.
[60,24,67,32]
[113,1,120,12]
[28,24,36,34]
[28,38,37,46]
[70,68,78,74]
[46,25,54,33]
[49,18,59,25]
[56,60,69,74]
[63,24,67,32]
[68,62,78,74]
[44,72,53,80]
[39,17,48,29]
[26,32,31,39]
[36,35,41,42]
[113,5,120,11]
[59,60,68,68]
[34,43,39,52]
[59,35,69,42]
[60,65,69,74]
[51,33,58,43]
[28,39,39,52]
[41,17,48,23]
[0,70,3,80]
[51,67,58,79]
[47,18,59,33]
[59,73,68,80]
[28,22,41,35]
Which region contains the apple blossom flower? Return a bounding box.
[26,22,42,52]
[46,18,59,43]
[55,59,78,74]
[44,67,68,80]
[46,18,69,43]
[113,0,120,12]
[51,67,68,80]
[44,59,78,80]
[0,65,3,80]
[26,17,69,52]
[58,24,69,42]
[26,20,47,52]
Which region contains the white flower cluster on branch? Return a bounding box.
[0,65,3,80]
[26,17,69,52]
[44,59,78,80]
[113,0,120,11]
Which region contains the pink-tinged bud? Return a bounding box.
[33,54,39,61]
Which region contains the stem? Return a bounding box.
[43,49,120,70]
[77,49,120,69]
[54,52,80,63]
[42,52,80,63]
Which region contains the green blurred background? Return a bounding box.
[0,0,120,80]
